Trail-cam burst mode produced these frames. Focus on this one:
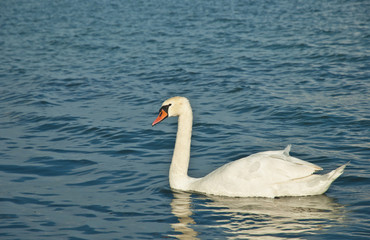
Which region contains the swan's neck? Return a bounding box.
[169,109,193,190]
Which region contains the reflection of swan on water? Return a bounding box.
[202,194,346,238]
[169,191,199,240]
[169,191,345,239]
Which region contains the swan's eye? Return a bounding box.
[160,104,171,114]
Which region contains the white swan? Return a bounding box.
[152,96,347,198]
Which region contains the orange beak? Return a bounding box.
[152,109,168,126]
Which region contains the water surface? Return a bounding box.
[0,0,369,239]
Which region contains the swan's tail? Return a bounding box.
[311,162,349,196]
[278,162,348,197]
[326,162,349,182]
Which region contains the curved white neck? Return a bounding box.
[169,107,193,190]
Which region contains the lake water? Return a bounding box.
[0,0,369,239]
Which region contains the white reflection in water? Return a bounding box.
[170,191,200,240]
[170,191,345,239]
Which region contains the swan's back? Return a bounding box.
[189,145,345,198]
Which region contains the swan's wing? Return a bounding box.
[191,146,326,197]
[270,145,322,171]
[205,145,323,184]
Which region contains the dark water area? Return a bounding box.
[0,0,369,239]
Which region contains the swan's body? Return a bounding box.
[152,96,347,198]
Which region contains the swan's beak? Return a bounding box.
[152,108,168,126]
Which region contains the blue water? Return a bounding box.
[0,0,369,239]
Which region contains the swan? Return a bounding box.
[152,96,347,198]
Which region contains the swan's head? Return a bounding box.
[152,96,191,126]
